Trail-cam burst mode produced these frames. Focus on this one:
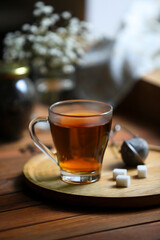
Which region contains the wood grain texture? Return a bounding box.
[0,176,23,195]
[70,221,160,240]
[0,192,40,212]
[0,205,81,232]
[23,147,160,208]
[0,209,160,240]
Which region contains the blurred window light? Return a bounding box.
[85,0,137,38]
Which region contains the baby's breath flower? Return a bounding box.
[41,18,52,28]
[48,32,63,45]
[3,1,91,74]
[22,24,31,31]
[61,11,71,20]
[57,27,67,35]
[33,9,42,17]
[35,35,44,43]
[68,26,79,35]
[62,64,75,74]
[16,36,25,46]
[65,37,75,49]
[33,43,48,56]
[38,26,46,34]
[35,1,44,8]
[5,32,14,39]
[30,25,38,34]
[49,48,63,57]
[65,49,77,61]
[69,17,79,27]
[61,56,70,64]
[27,34,35,42]
[50,14,60,24]
[43,6,54,15]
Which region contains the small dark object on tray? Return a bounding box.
[120,137,149,167]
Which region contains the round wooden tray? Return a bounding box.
[23,146,160,208]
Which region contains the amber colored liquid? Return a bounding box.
[50,112,112,173]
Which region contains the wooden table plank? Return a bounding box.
[70,221,160,240]
[0,208,160,240]
[0,205,82,232]
[0,156,30,180]
[0,176,23,195]
[0,192,40,212]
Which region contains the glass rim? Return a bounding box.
[49,99,113,118]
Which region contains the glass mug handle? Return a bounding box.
[29,116,58,165]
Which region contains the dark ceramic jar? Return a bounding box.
[0,62,35,141]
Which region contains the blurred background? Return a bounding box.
[0,0,136,53]
[0,0,159,142]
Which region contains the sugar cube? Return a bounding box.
[116,175,130,187]
[113,168,127,180]
[137,165,147,178]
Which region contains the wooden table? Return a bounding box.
[0,104,160,240]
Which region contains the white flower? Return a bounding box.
[41,18,52,27]
[43,6,54,15]
[57,27,67,35]
[62,64,75,73]
[22,24,31,31]
[68,26,79,35]
[27,34,35,42]
[33,43,47,55]
[50,14,60,24]
[3,35,14,45]
[35,1,44,8]
[61,56,70,64]
[65,37,75,49]
[38,47,48,56]
[33,9,42,17]
[15,36,25,46]
[3,2,90,70]
[49,48,63,57]
[35,35,44,43]
[5,32,14,39]
[38,26,47,34]
[65,49,77,61]
[30,25,38,34]
[61,11,71,20]
[48,32,63,45]
[69,17,79,26]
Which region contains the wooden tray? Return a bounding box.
[23,146,160,208]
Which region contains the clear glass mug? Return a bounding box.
[29,100,113,184]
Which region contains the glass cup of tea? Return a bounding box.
[29,100,113,184]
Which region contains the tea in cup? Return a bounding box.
[29,100,113,184]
